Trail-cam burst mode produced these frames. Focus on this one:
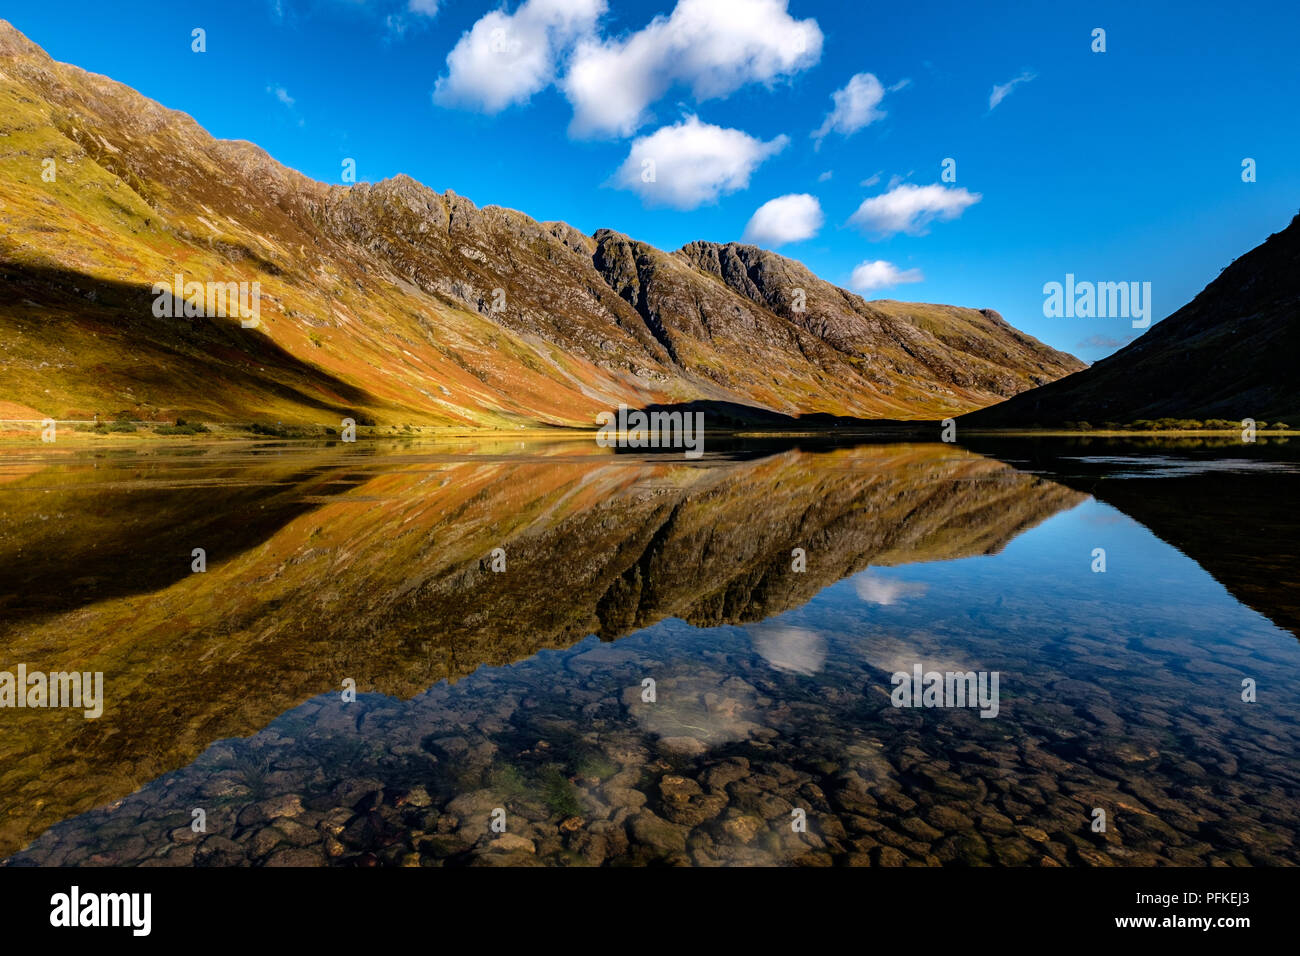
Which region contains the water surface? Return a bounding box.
[1,437,1297,866]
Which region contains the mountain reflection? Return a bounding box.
[0,442,1079,857]
[3,439,1297,867]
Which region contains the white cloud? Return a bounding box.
[564,0,823,138]
[848,182,981,236]
[741,193,823,246]
[751,625,826,676]
[267,85,295,107]
[988,70,1036,110]
[817,170,833,182]
[385,1,440,43]
[811,72,887,147]
[609,115,788,209]
[859,171,881,187]
[854,570,929,604]
[385,14,409,40]
[849,260,924,294]
[433,0,821,137]
[433,0,606,113]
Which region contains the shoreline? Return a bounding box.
[1,422,1295,446]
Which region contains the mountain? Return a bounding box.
[0,21,1081,427]
[964,212,1300,426]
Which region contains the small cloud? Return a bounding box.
[859,171,881,187]
[989,70,1036,111]
[849,182,981,237]
[751,625,827,676]
[849,260,924,293]
[742,193,824,247]
[385,14,408,40]
[854,571,928,605]
[817,170,833,182]
[887,77,912,92]
[812,72,888,148]
[385,1,439,43]
[609,115,788,210]
[267,85,295,108]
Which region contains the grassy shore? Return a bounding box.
[0,421,594,445]
[2,421,1295,445]
[957,428,1297,438]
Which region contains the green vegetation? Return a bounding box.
[247,422,292,437]
[230,751,272,800]
[486,764,531,800]
[154,420,210,435]
[574,752,619,782]
[1059,419,1293,432]
[540,764,583,817]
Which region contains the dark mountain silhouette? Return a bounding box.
[965,212,1300,426]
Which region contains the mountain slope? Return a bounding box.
[0,20,1082,426]
[965,212,1300,426]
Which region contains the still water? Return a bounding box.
[1,437,1297,866]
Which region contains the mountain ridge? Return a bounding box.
[0,19,1082,427]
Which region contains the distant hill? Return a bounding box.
[0,20,1080,427]
[965,212,1300,427]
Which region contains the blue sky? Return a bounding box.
[6,0,1299,361]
